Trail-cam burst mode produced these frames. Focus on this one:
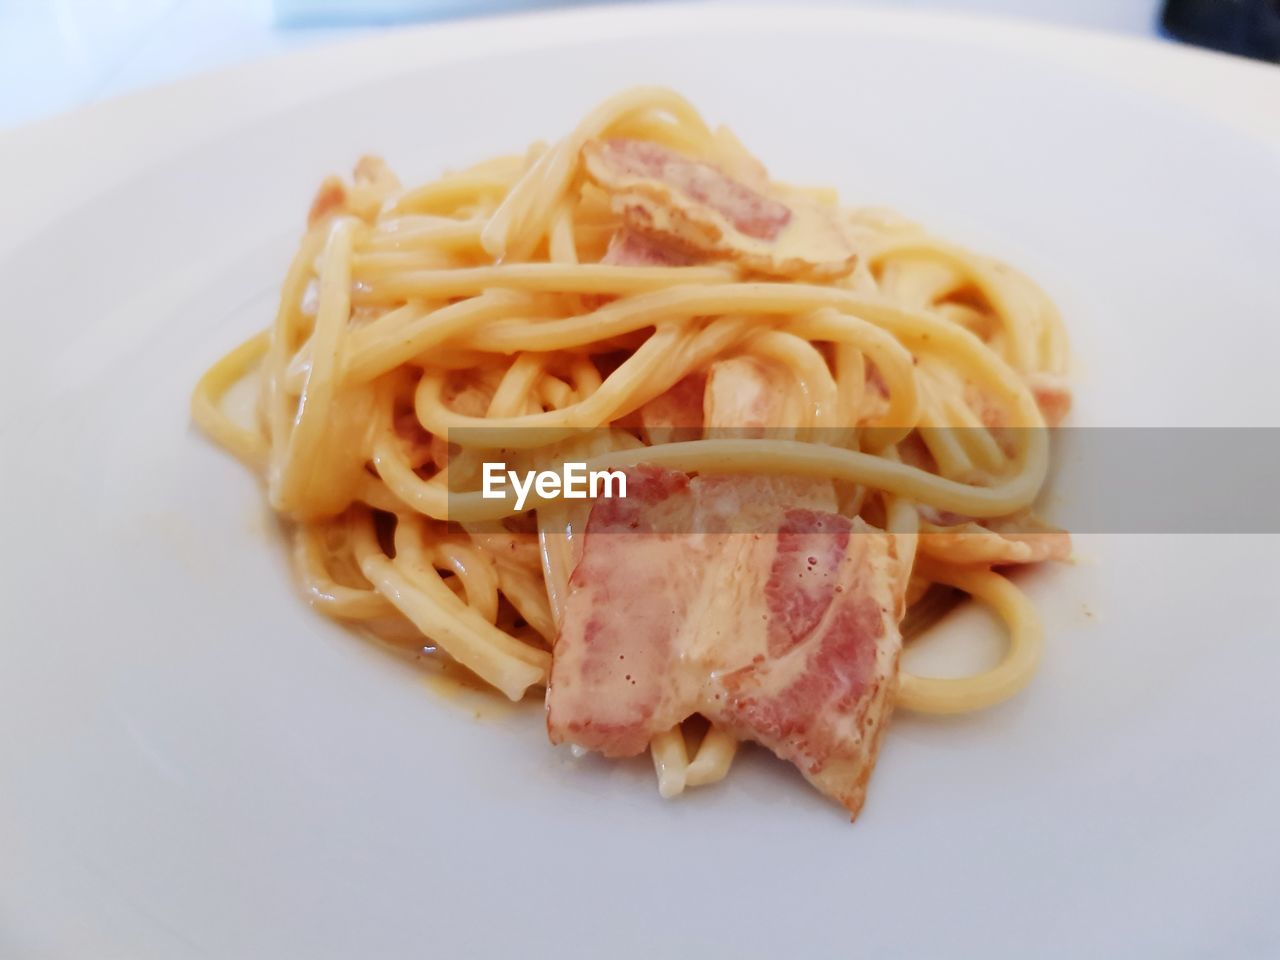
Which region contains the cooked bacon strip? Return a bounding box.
[704,355,807,436]
[545,468,699,755]
[964,370,1071,430]
[582,138,858,280]
[546,467,905,817]
[306,155,402,227]
[703,355,839,507]
[601,229,697,267]
[639,354,807,443]
[637,374,706,445]
[714,509,900,812]
[917,507,1071,566]
[639,356,833,502]
[307,176,348,228]
[1026,372,1072,427]
[592,137,791,239]
[582,229,699,311]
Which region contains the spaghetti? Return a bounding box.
[192,88,1070,809]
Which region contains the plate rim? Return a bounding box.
[2,0,1279,258]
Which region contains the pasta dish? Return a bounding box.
[192,88,1071,819]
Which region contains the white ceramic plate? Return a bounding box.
[3,5,1278,957]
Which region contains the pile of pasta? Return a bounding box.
[193,87,1070,797]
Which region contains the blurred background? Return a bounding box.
[3,0,1277,130]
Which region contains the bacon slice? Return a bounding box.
[582,138,858,281]
[585,228,700,311]
[704,355,807,436]
[546,466,906,817]
[714,509,900,811]
[601,229,697,267]
[306,155,402,227]
[545,468,701,755]
[637,374,706,445]
[638,357,833,503]
[965,371,1072,430]
[917,507,1071,566]
[638,354,808,443]
[307,176,348,228]
[1026,372,1072,427]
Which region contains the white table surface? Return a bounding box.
[2,0,1167,131]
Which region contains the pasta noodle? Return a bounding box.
[192,88,1070,805]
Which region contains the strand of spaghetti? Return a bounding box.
[487,353,546,418]
[284,300,432,389]
[435,433,1047,522]
[462,526,545,573]
[744,329,840,430]
[482,86,710,261]
[190,330,269,468]
[536,502,574,630]
[356,473,410,513]
[547,199,588,315]
[270,217,358,518]
[650,726,690,799]
[350,250,470,274]
[860,244,1029,368]
[896,558,1043,714]
[390,170,519,216]
[337,291,538,388]
[832,340,866,444]
[609,111,712,158]
[884,476,922,599]
[917,387,978,481]
[391,519,548,669]
[359,216,487,254]
[491,564,558,644]
[261,226,325,492]
[349,510,547,699]
[537,374,575,410]
[482,144,562,262]
[415,324,684,440]
[685,726,738,788]
[462,285,746,351]
[567,354,603,397]
[430,538,501,624]
[416,317,752,445]
[372,457,449,520]
[569,223,617,260]
[356,550,545,700]
[868,239,1043,372]
[457,284,1043,431]
[351,263,736,304]
[875,256,963,310]
[407,346,502,372]
[548,200,580,265]
[369,380,452,519]
[936,386,1008,473]
[293,521,395,619]
[787,307,921,442]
